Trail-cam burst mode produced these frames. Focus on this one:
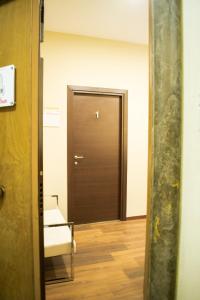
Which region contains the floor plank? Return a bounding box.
[46,219,146,300]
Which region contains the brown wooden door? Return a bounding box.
[68,86,127,224]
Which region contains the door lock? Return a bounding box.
[0,185,5,199]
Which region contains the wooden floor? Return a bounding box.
[46,219,146,300]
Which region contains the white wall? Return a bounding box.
[176,1,200,299]
[42,32,148,220]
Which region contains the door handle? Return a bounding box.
[0,185,5,200]
[74,155,84,159]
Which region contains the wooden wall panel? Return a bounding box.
[0,0,41,299]
[144,0,182,299]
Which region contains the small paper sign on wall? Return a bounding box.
[0,65,15,108]
[44,109,61,127]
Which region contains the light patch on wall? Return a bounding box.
[44,108,61,127]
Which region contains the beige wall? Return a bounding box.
[176,1,200,299]
[42,32,148,220]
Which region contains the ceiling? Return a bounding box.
[44,0,148,45]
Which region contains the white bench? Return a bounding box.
[44,208,76,283]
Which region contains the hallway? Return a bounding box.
[46,219,146,300]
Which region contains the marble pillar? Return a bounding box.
[145,1,182,299]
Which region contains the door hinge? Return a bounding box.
[40,0,44,43]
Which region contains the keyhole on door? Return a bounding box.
[0,185,5,200]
